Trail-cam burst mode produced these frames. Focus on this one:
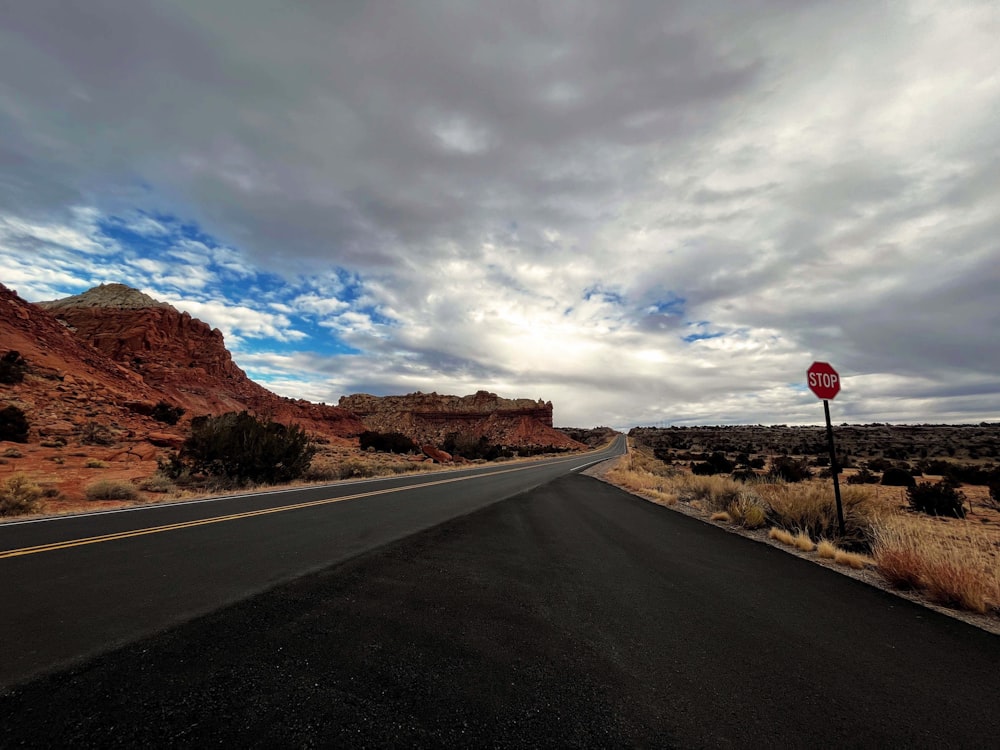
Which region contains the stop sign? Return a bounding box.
[807,361,841,400]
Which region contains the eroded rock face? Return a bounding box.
[339,391,584,451]
[8,282,365,441]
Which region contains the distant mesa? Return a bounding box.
[340,391,584,452]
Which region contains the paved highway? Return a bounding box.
[3,434,1000,747]
[0,438,625,688]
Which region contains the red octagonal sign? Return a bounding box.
[807,361,841,400]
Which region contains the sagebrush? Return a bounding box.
[0,473,42,516]
[165,411,316,486]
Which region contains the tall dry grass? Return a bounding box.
[755,480,877,548]
[871,515,1000,615]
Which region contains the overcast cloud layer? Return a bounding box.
[2,1,998,427]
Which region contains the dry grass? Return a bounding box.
[793,531,815,552]
[768,527,796,546]
[834,550,873,569]
[606,453,680,506]
[872,515,1000,614]
[727,490,768,529]
[757,480,876,544]
[84,479,140,502]
[817,539,837,559]
[710,511,731,523]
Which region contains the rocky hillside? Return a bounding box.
[339,391,584,451]
[36,284,365,438]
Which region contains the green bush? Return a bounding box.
[173,411,316,486]
[880,466,916,488]
[847,468,879,485]
[0,405,30,443]
[768,456,812,483]
[151,401,185,425]
[907,481,966,519]
[359,431,417,454]
[692,452,734,476]
[0,351,27,384]
[441,431,511,460]
[0,473,42,516]
[85,480,139,501]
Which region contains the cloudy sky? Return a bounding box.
[2,1,998,428]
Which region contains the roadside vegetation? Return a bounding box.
[607,442,1000,619]
[0,472,42,516]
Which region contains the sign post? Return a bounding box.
[807,361,845,537]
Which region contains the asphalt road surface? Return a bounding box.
[3,441,1000,746]
[0,439,623,690]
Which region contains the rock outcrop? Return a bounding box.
[339,391,584,451]
[36,284,365,438]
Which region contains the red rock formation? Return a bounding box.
[37,284,365,438]
[1,283,161,443]
[339,391,584,451]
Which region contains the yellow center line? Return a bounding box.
[0,457,585,560]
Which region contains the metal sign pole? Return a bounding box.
[823,399,846,537]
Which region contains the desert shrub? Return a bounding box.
[3,447,23,458]
[359,431,417,454]
[907,481,966,519]
[866,457,894,472]
[80,421,116,446]
[175,411,316,486]
[0,473,42,516]
[151,401,185,425]
[768,456,812,483]
[139,475,175,493]
[881,466,916,488]
[85,479,139,501]
[0,351,27,384]
[749,457,766,470]
[39,438,66,448]
[334,459,377,479]
[726,490,768,529]
[691,452,733,476]
[917,459,1000,486]
[85,458,107,468]
[0,405,30,443]
[847,468,879,485]
[989,482,1000,511]
[442,431,511,460]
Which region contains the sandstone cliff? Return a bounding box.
[37,284,365,438]
[1,283,162,442]
[339,391,584,451]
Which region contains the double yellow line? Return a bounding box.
[0,459,568,561]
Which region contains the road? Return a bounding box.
[0,438,624,689]
[3,435,1000,747]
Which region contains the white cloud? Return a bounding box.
[2,2,999,426]
[156,295,307,345]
